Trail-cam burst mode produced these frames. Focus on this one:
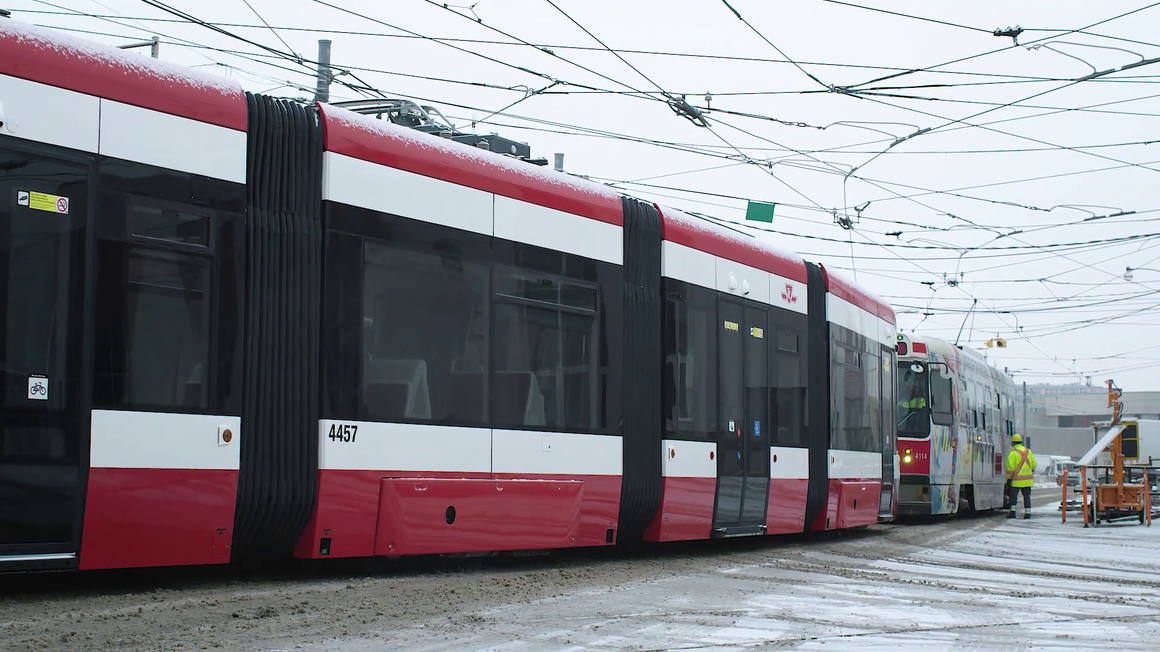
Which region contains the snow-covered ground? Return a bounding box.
[5,495,1159,652]
[317,502,1160,651]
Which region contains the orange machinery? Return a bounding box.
[1062,380,1153,527]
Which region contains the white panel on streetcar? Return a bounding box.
[660,439,716,478]
[828,449,882,480]
[317,420,491,473]
[768,273,808,315]
[661,240,715,290]
[715,257,770,305]
[90,409,241,470]
[323,152,494,237]
[0,74,99,152]
[491,430,622,476]
[770,446,809,480]
[99,99,246,183]
[493,195,622,265]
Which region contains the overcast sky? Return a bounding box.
[12,0,1160,390]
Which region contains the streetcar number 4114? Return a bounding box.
[328,423,358,442]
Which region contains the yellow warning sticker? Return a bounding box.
[17,190,69,215]
[724,320,739,331]
[750,327,764,339]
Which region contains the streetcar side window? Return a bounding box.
[663,279,717,442]
[321,204,623,434]
[491,241,620,433]
[770,318,807,447]
[930,369,954,426]
[92,160,245,415]
[93,192,228,411]
[830,324,880,453]
[359,222,491,426]
[127,203,209,246]
[896,362,930,437]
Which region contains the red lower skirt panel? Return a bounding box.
[494,473,620,549]
[375,478,583,555]
[294,471,620,559]
[642,476,715,542]
[80,468,238,570]
[766,478,809,535]
[809,478,881,531]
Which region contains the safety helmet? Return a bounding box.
[1011,433,1023,443]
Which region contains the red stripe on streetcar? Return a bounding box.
[0,21,247,131]
[319,103,624,227]
[820,264,897,325]
[657,204,809,283]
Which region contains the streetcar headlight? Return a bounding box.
[903,455,912,463]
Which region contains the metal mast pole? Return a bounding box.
[1022,381,1028,440]
[315,39,332,103]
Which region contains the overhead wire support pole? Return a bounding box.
[315,39,332,103]
[1022,381,1028,441]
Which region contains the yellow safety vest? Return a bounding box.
[1006,444,1036,488]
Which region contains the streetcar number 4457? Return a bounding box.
[328,423,358,442]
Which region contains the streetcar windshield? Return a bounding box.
[897,362,930,437]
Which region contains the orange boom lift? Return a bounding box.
[1065,380,1152,527]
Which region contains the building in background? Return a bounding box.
[1018,383,1160,458]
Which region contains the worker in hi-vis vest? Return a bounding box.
[1006,433,1037,519]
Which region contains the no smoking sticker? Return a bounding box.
[17,190,69,214]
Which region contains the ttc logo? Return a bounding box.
[781,284,798,304]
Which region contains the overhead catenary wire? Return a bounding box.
[27,2,1160,381]
[17,8,1095,84]
[718,0,830,90]
[535,0,830,209]
[844,1,1160,89]
[304,0,659,102]
[848,92,1160,181]
[816,0,995,34]
[846,53,1160,176]
[237,0,300,62]
[846,226,1079,375]
[418,0,661,101]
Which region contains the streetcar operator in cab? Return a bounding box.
[899,384,926,410]
[1006,433,1037,519]
[897,383,927,432]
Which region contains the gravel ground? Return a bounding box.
[0,489,1093,652]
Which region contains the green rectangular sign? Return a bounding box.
[745,200,775,223]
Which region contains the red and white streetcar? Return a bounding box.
[0,17,897,572]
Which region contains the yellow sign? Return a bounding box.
[750,327,764,339]
[17,190,69,215]
[724,320,739,331]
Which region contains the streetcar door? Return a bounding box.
[712,300,770,536]
[740,304,770,526]
[0,142,89,565]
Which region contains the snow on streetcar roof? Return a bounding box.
[319,103,624,227]
[0,18,247,131]
[822,264,896,324]
[655,204,807,283]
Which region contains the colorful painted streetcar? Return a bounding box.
[0,19,899,572]
[895,333,1018,516]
